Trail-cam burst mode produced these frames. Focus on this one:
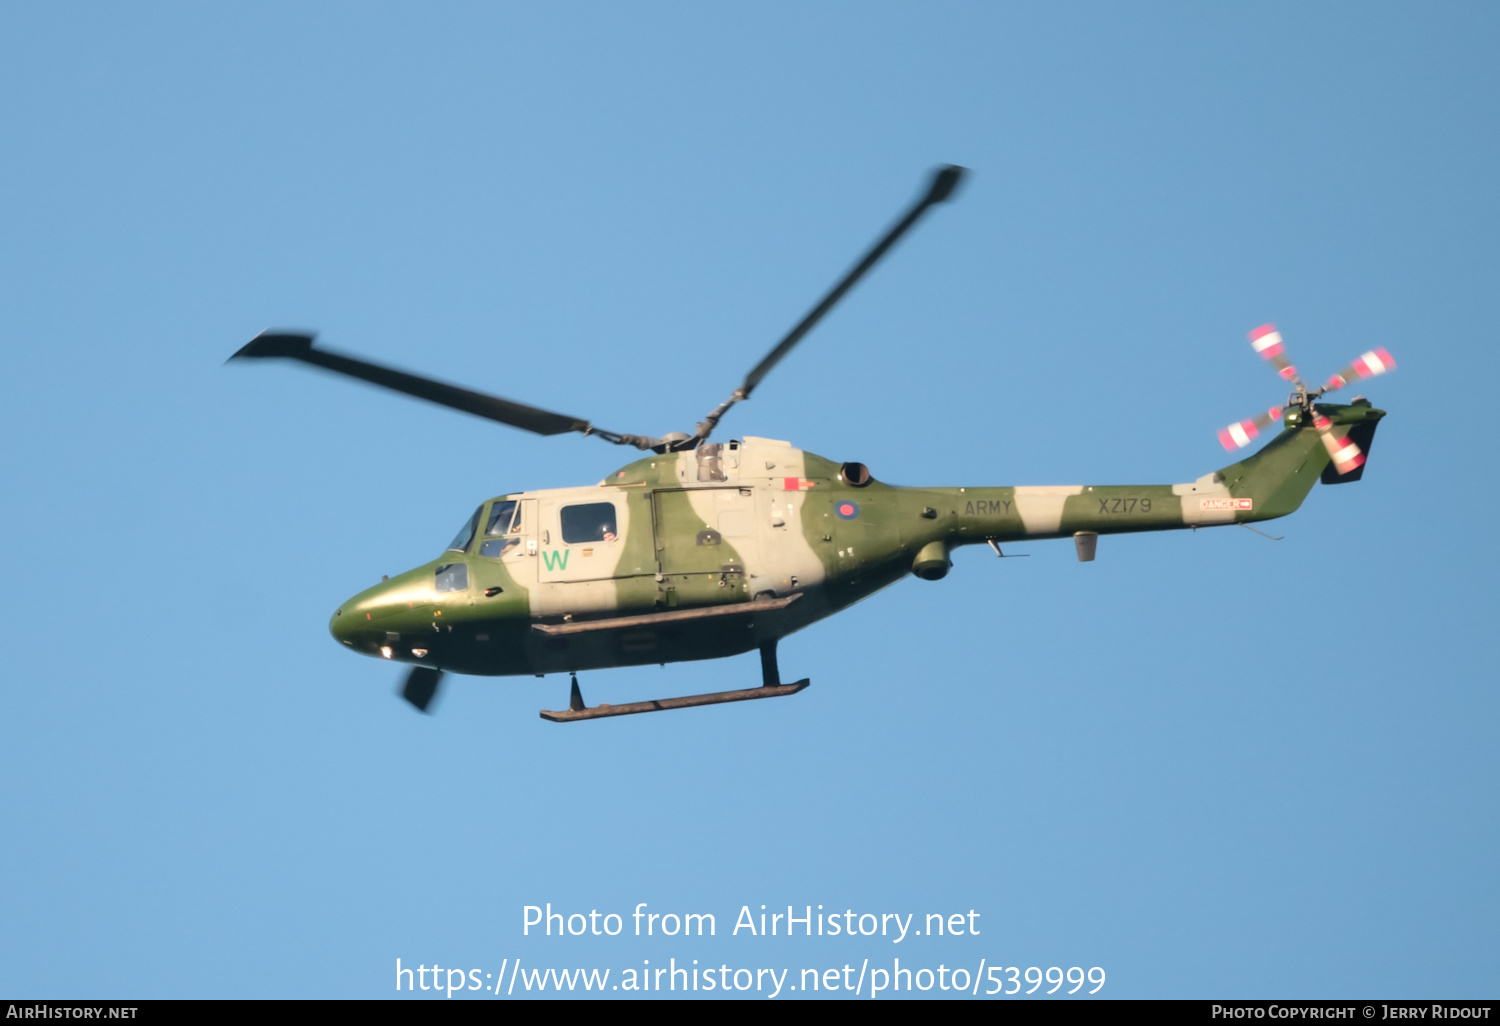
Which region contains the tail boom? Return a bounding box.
[927,402,1385,548]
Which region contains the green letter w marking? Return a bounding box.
[542,549,569,571]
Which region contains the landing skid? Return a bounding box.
[540,642,809,723]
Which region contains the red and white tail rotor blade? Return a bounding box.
[1323,347,1396,394]
[1248,324,1302,386]
[1313,413,1366,476]
[1218,405,1285,451]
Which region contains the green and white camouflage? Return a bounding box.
[328,399,1385,680]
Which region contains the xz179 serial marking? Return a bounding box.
[1098,497,1152,514]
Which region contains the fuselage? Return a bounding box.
[332,436,876,676]
[328,410,1376,678]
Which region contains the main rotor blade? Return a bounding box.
[230,331,655,446]
[400,666,444,713]
[677,165,966,448]
[741,165,966,399]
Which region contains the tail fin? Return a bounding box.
[1319,413,1381,484]
[1216,402,1386,520]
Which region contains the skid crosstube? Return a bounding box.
[540,639,808,723]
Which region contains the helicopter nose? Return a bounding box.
[329,604,359,646]
[327,572,432,654]
[329,590,384,648]
[328,577,408,651]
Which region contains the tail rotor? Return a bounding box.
[1217,323,1396,464]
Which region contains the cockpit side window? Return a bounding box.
[447,505,482,552]
[434,563,469,593]
[480,499,523,559]
[485,500,519,536]
[480,538,517,558]
[560,501,619,543]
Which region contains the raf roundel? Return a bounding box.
[835,501,860,520]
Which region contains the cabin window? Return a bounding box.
[696,442,726,482]
[485,500,519,536]
[560,502,618,544]
[446,506,482,552]
[434,563,469,593]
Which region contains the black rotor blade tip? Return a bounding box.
[230,330,316,361]
[401,666,443,712]
[925,165,967,205]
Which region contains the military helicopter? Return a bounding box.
[230,165,1394,721]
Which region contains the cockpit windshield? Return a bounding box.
[447,505,482,552]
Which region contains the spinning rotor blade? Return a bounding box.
[401,666,444,713]
[692,165,967,442]
[1323,348,1396,393]
[1218,405,1285,451]
[1219,324,1396,456]
[742,165,965,397]
[1248,324,1302,386]
[1313,412,1367,477]
[230,332,658,447]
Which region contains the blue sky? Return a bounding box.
[1,1,1495,999]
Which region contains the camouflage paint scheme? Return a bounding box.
[329,400,1384,679]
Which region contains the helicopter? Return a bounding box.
[230,165,1394,721]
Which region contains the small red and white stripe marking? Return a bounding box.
[1248,325,1299,380]
[1313,414,1367,475]
[1217,406,1282,451]
[1249,324,1284,357]
[1325,347,1396,390]
[1357,347,1395,375]
[782,477,816,491]
[1218,420,1258,450]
